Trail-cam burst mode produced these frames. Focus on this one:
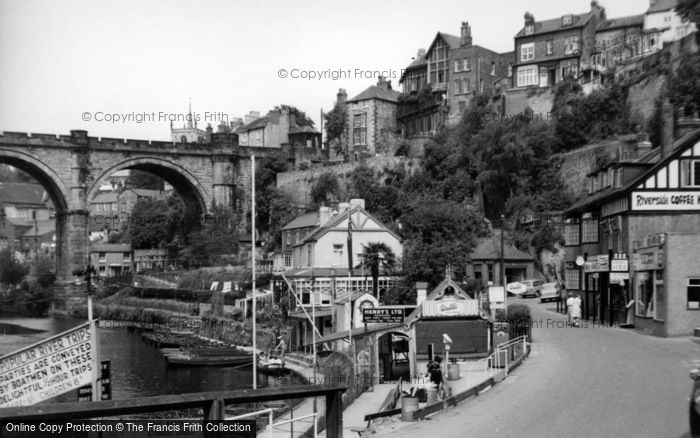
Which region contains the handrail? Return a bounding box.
[268,412,318,438]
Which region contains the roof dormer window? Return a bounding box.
[525,24,534,34]
[562,14,573,26]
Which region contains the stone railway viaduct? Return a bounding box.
[0,129,278,312]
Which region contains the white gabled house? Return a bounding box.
[274,199,404,352]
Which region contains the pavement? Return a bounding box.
[377,298,700,438]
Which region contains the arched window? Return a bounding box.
[181,136,187,143]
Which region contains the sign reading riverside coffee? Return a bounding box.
[632,191,700,210]
[362,307,404,323]
[0,322,96,407]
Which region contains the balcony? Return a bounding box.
[397,85,443,119]
[431,82,448,92]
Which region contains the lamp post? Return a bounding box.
[73,263,99,401]
[73,264,97,321]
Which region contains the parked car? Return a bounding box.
[539,283,560,303]
[506,282,527,296]
[691,368,700,436]
[521,279,545,298]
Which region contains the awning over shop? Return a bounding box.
[315,323,404,344]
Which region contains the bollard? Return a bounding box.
[401,396,419,421]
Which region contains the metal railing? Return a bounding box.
[465,335,529,387]
[228,407,319,438]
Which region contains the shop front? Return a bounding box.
[632,233,700,336]
[582,253,630,325]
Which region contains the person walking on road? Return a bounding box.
[568,294,582,327]
[428,355,445,399]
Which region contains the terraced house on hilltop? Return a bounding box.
[397,21,512,145]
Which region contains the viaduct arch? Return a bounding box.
[0,129,255,312]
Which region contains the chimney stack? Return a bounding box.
[524,12,535,25]
[461,21,472,46]
[349,198,365,209]
[319,206,333,226]
[377,77,391,90]
[416,282,428,306]
[337,89,347,105]
[417,48,426,58]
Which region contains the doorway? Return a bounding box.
[377,332,410,381]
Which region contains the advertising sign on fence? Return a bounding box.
[0,322,97,407]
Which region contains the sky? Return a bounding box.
[0,0,649,142]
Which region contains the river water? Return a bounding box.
[0,316,279,404]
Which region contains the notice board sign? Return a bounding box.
[0,322,97,407]
[362,307,404,324]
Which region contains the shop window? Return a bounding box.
[688,278,700,310]
[635,271,655,318]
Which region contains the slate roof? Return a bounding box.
[289,125,321,134]
[347,85,401,104]
[403,56,427,71]
[647,0,677,14]
[515,12,593,38]
[234,116,269,133]
[92,192,118,203]
[281,211,319,231]
[0,183,47,205]
[597,14,644,31]
[90,243,132,252]
[22,220,55,237]
[470,232,534,261]
[294,206,401,247]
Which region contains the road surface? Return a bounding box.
[380,299,700,438]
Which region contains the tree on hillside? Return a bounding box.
[324,101,347,157]
[281,105,314,127]
[265,188,298,252]
[255,154,290,238]
[129,198,171,249]
[677,0,700,29]
[310,172,340,206]
[360,242,397,298]
[0,249,29,292]
[669,52,700,116]
[127,170,165,190]
[0,165,35,183]
[398,195,486,286]
[180,204,238,267]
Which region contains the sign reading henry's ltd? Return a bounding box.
[0,322,96,407]
[632,191,700,211]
